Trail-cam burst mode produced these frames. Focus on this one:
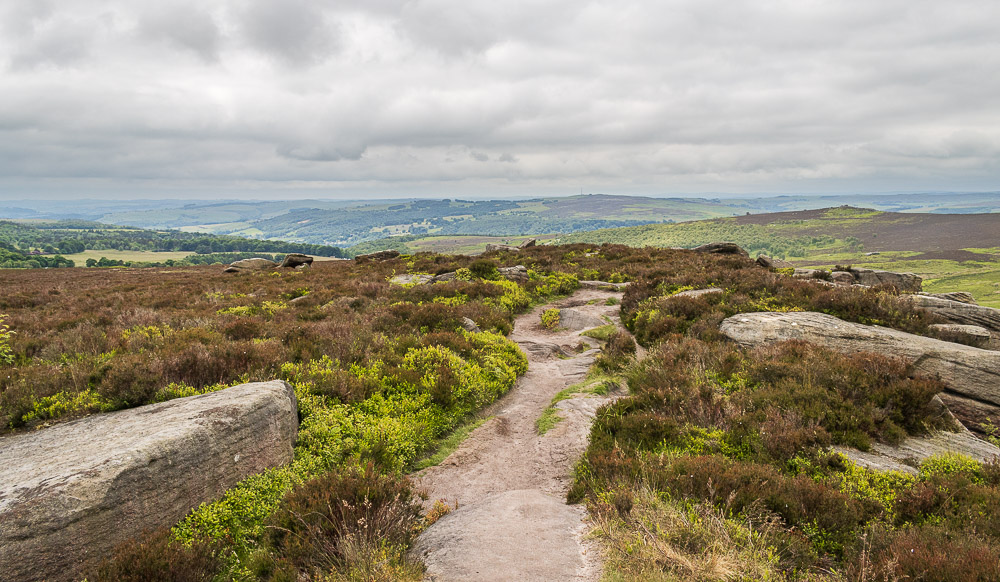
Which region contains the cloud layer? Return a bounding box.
[1,0,998,199]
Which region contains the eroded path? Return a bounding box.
[411,287,625,581]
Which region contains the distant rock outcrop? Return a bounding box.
[755,255,793,269]
[719,311,1000,407]
[223,257,277,273]
[518,238,537,249]
[485,243,520,252]
[355,250,400,262]
[692,242,749,257]
[279,253,313,268]
[0,381,298,582]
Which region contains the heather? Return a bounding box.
[569,249,1000,580]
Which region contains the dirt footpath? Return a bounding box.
[411,288,624,581]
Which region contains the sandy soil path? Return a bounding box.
[411,287,626,581]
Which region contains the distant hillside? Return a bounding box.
[560,207,1000,307]
[248,195,737,246]
[559,206,1000,255]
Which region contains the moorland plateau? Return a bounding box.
[2,240,1000,580]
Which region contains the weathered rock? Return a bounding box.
[922,291,978,305]
[223,257,277,273]
[937,392,1000,437]
[499,265,529,283]
[579,280,628,290]
[390,274,434,286]
[672,287,724,299]
[355,250,400,262]
[833,429,1000,475]
[0,381,297,582]
[288,294,311,305]
[295,263,311,270]
[518,238,537,249]
[413,489,591,582]
[851,268,922,292]
[460,317,482,333]
[906,294,1000,332]
[830,271,856,285]
[928,323,992,348]
[719,311,1000,407]
[557,308,607,331]
[793,268,827,279]
[486,243,520,252]
[692,242,749,257]
[279,253,313,268]
[756,255,793,269]
[434,271,458,282]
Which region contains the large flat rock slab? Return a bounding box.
[413,489,594,582]
[0,380,297,582]
[719,311,1000,407]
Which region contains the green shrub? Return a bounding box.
[541,308,560,329]
[0,314,14,365]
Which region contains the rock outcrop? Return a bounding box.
[672,287,723,299]
[718,311,1000,407]
[485,243,521,252]
[906,294,1000,332]
[923,291,977,305]
[355,250,400,262]
[937,392,1000,437]
[755,255,793,269]
[834,429,1000,474]
[518,238,537,249]
[928,323,992,348]
[786,267,922,292]
[557,308,607,331]
[223,257,277,273]
[579,280,629,290]
[279,253,313,268]
[460,317,481,333]
[0,381,298,582]
[851,268,922,292]
[499,265,529,283]
[692,242,749,257]
[390,274,435,286]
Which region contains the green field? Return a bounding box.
[62,250,196,264]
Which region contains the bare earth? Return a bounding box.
[411,288,625,581]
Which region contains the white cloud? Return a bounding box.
[0,0,998,199]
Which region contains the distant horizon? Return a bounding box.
[3,190,1000,205]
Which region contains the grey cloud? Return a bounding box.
[0,0,998,198]
[138,3,221,61]
[236,0,340,65]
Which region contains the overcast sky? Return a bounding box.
[1,0,998,200]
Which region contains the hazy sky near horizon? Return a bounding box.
[1,0,998,200]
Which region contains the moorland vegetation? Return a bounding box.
[2,243,998,580]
